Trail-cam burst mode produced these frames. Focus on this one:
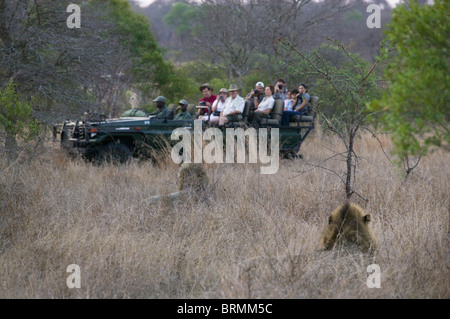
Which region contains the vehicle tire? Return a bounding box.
[96,142,132,165]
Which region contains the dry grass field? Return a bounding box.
[0,131,448,299]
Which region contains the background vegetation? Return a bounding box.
[369,0,450,161]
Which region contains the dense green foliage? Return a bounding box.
[0,82,39,144]
[369,0,450,158]
[106,0,188,102]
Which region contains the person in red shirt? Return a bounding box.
[197,83,217,119]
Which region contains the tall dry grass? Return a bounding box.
[0,131,448,298]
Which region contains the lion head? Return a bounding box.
[321,202,379,252]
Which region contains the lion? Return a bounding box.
[177,163,209,192]
[149,163,209,203]
[320,202,379,252]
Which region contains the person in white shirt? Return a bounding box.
[219,84,245,126]
[251,85,275,126]
[206,88,228,126]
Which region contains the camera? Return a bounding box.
[199,101,206,106]
[220,96,225,102]
[253,89,259,95]
[278,84,284,90]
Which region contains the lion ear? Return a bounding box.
[363,214,372,223]
[328,216,333,224]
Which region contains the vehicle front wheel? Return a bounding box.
[96,143,132,165]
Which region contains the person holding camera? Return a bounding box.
[245,81,265,118]
[206,88,228,126]
[245,81,265,104]
[197,83,217,119]
[273,78,288,100]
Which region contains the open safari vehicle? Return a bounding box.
[59,96,318,163]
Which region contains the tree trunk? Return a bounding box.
[345,133,354,199]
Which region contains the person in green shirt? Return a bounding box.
[174,100,193,120]
[150,96,173,120]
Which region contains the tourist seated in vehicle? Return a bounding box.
[197,83,217,120]
[251,85,275,127]
[273,78,288,100]
[206,88,228,126]
[283,89,297,111]
[281,84,311,126]
[218,84,245,126]
[150,96,173,120]
[174,100,193,121]
[245,81,265,113]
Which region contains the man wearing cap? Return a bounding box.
[219,84,245,126]
[245,81,266,117]
[150,96,173,120]
[245,81,265,104]
[197,83,217,118]
[174,100,193,121]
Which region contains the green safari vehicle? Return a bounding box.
[59,97,318,163]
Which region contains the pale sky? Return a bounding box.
[133,0,153,7]
[132,0,402,8]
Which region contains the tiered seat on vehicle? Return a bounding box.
[226,100,251,128]
[264,99,284,127]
